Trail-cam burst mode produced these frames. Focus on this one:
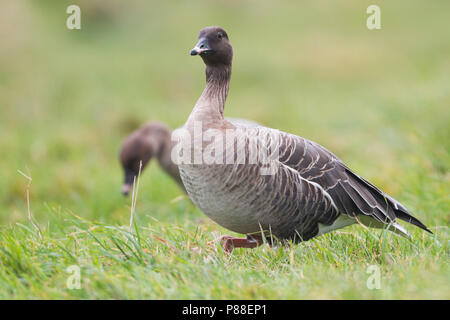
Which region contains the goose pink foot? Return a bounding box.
[219,235,264,253]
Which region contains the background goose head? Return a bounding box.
[190,26,233,66]
[119,122,170,196]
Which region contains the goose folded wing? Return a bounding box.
[272,129,431,233]
[241,128,339,240]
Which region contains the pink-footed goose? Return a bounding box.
[177,26,431,252]
[119,119,259,195]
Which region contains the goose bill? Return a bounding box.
[190,38,212,56]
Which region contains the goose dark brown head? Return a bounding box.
[119,122,170,196]
[190,26,233,66]
[119,136,151,196]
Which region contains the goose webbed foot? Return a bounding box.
[218,234,264,253]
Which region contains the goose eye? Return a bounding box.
[217,32,223,39]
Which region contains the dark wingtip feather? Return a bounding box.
[342,167,433,235]
[395,210,433,234]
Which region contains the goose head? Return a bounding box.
[119,123,169,196]
[190,26,233,66]
[119,135,152,196]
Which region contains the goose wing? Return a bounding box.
[271,129,431,234]
[231,127,340,241]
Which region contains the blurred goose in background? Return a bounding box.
[178,26,431,252]
[119,122,182,196]
[119,119,259,195]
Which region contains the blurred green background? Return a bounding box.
[1,0,448,225]
[0,0,448,299]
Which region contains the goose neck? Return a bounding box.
[191,64,231,121]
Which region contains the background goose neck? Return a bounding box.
[157,136,177,172]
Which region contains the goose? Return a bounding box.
[176,26,431,252]
[119,119,260,195]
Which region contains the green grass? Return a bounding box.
[0,0,448,299]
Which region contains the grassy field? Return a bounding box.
[0,0,448,299]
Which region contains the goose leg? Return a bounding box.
[220,234,264,253]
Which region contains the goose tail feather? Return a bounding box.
[394,207,433,234]
[343,167,432,235]
[390,222,412,239]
